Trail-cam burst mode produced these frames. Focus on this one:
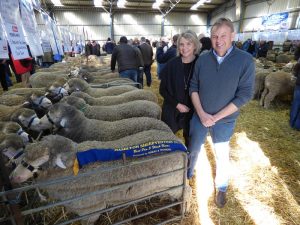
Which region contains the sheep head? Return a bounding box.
[39,103,84,130]
[45,83,69,103]
[64,78,89,94]
[60,96,87,111]
[10,135,76,183]
[0,134,25,166]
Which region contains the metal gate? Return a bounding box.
[0,152,188,225]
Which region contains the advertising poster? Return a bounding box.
[20,0,43,56]
[0,0,29,59]
[262,12,289,30]
[0,21,8,59]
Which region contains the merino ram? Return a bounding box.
[10,132,190,224]
[29,71,68,88]
[39,103,170,142]
[71,89,158,105]
[64,78,137,97]
[61,96,161,120]
[260,71,296,108]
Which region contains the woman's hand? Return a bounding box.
[176,103,190,113]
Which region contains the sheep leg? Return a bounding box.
[263,91,277,109]
[260,88,268,106]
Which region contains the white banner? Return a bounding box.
[0,21,8,59]
[60,27,72,52]
[42,12,63,55]
[40,30,52,53]
[20,0,43,57]
[31,0,41,10]
[0,0,29,60]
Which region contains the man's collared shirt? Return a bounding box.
[213,45,233,64]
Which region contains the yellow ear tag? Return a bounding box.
[73,158,79,176]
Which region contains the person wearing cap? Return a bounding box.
[139,36,153,87]
[111,36,144,82]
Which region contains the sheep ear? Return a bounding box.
[55,154,67,169]
[22,101,31,108]
[60,118,67,128]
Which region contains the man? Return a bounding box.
[156,34,178,65]
[139,36,153,87]
[111,36,143,82]
[188,18,255,208]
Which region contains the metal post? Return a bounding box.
[161,16,165,37]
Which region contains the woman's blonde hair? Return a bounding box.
[177,30,201,56]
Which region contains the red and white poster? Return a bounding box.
[0,0,29,59]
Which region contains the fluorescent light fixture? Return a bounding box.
[94,0,103,7]
[51,0,63,6]
[153,0,163,9]
[117,0,126,8]
[190,0,208,10]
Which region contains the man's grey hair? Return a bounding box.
[211,18,234,33]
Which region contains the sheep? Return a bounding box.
[276,54,291,64]
[254,71,270,99]
[71,89,158,106]
[64,78,137,97]
[10,132,189,224]
[39,103,170,142]
[0,105,22,121]
[2,87,46,97]
[45,82,69,103]
[0,121,32,144]
[10,108,50,133]
[0,94,26,106]
[29,72,68,88]
[61,96,161,120]
[260,71,296,108]
[0,134,26,167]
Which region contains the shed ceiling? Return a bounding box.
[42,0,228,14]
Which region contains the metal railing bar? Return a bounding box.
[55,185,183,225]
[156,216,183,225]
[112,201,183,225]
[21,168,184,215]
[1,152,187,196]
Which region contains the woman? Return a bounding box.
[159,30,200,145]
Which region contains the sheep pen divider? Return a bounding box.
[0,152,188,225]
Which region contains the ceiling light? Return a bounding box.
[117,0,126,8]
[51,0,63,6]
[94,0,103,7]
[152,0,163,9]
[190,0,208,10]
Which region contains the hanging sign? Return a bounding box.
[0,21,8,59]
[0,0,29,60]
[31,0,41,11]
[262,12,289,30]
[20,0,44,57]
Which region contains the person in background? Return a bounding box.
[111,36,144,83]
[91,41,100,56]
[139,36,153,87]
[157,34,179,65]
[74,42,82,57]
[159,30,200,146]
[155,37,169,79]
[257,40,269,58]
[199,36,212,54]
[290,55,300,130]
[85,40,92,57]
[188,18,255,208]
[104,38,115,54]
[0,59,9,91]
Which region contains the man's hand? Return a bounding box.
[198,112,215,127]
[176,103,190,113]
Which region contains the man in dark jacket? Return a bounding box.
[111,36,144,82]
[139,37,153,87]
[104,38,115,54]
[156,34,178,64]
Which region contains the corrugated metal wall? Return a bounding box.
[50,10,207,42]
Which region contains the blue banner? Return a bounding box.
[76,141,187,168]
[262,12,289,30]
